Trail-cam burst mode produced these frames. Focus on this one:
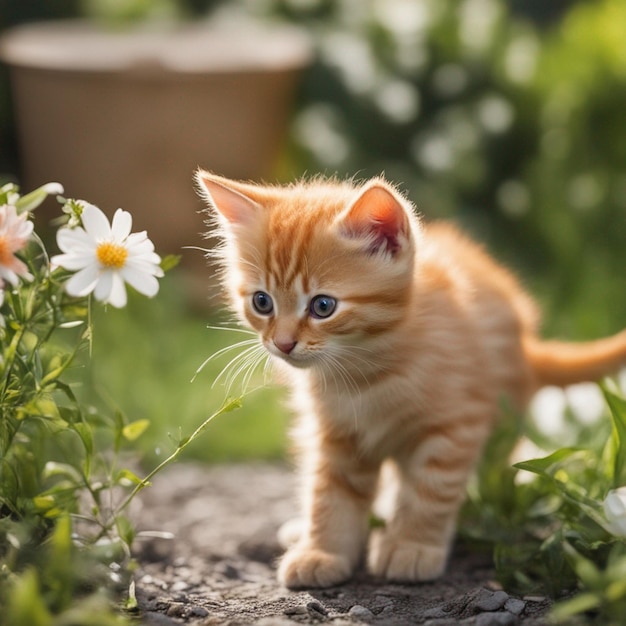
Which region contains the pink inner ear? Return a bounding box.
[344,185,408,254]
[197,174,259,225]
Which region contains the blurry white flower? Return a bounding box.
[52,202,163,308]
[0,203,34,287]
[604,488,626,537]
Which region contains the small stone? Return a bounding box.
[190,606,209,618]
[284,605,308,616]
[423,606,448,619]
[307,600,328,616]
[216,563,240,579]
[171,580,189,592]
[348,605,374,621]
[475,611,518,626]
[473,589,509,612]
[165,602,186,618]
[504,598,526,616]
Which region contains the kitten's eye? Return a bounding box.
[310,295,337,319]
[252,291,274,315]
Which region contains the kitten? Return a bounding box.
[196,171,626,589]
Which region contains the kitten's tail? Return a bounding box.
[524,330,626,387]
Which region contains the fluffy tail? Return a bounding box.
[524,330,626,387]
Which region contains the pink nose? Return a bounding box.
[273,339,296,355]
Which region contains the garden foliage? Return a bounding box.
[0,183,237,625]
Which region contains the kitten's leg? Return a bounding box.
[278,447,379,589]
[368,419,491,582]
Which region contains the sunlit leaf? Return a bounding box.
[601,384,626,487]
[551,591,601,622]
[514,447,581,478]
[122,419,150,441]
[116,468,148,488]
[14,182,64,213]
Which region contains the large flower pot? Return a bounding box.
[0,19,311,266]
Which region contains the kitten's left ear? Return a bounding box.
[195,170,263,225]
[338,181,411,256]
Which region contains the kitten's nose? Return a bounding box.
[273,339,297,355]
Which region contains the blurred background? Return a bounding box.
[1,0,625,465]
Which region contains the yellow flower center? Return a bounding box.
[96,241,128,269]
[0,236,12,266]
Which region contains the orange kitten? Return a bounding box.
[196,171,626,589]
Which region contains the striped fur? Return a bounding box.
[196,171,626,589]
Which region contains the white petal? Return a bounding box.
[94,271,113,302]
[42,182,65,195]
[57,227,94,253]
[125,231,151,249]
[121,266,160,297]
[111,208,133,241]
[107,272,128,308]
[51,252,94,271]
[65,264,99,296]
[126,257,164,277]
[82,203,112,240]
[0,268,19,286]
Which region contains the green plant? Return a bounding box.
[462,381,626,623]
[0,182,241,624]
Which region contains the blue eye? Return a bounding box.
[310,295,337,319]
[252,291,274,315]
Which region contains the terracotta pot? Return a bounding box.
[0,19,312,262]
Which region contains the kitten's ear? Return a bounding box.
[195,170,261,225]
[339,181,411,255]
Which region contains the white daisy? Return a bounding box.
[52,202,164,308]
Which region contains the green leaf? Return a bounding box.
[551,591,601,622]
[15,183,64,213]
[122,419,150,441]
[221,397,243,413]
[514,447,581,478]
[601,384,626,486]
[33,495,56,512]
[115,514,135,547]
[42,462,83,484]
[116,468,148,487]
[5,568,53,626]
[160,254,181,272]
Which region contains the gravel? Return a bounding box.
[133,463,553,625]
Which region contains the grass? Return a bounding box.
[68,269,290,465]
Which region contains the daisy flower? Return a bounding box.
[52,202,164,308]
[0,203,34,287]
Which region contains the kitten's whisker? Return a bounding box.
[193,338,260,382]
[226,346,267,395]
[213,343,264,390]
[206,325,256,336]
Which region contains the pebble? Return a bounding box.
[165,602,186,618]
[423,606,449,619]
[190,606,209,618]
[284,605,308,616]
[475,611,518,626]
[504,598,526,615]
[472,589,509,612]
[171,580,189,592]
[348,605,374,621]
[307,600,328,617]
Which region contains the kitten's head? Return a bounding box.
[196,171,421,369]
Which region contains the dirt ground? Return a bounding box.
[133,463,553,626]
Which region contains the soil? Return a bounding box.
[133,463,553,626]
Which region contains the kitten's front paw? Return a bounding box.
[368,531,448,582]
[278,546,353,589]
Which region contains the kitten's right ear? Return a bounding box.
[195,170,261,225]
